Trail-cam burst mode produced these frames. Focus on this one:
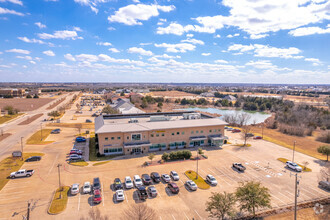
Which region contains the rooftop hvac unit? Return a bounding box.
[129,118,138,123]
[183,113,201,120]
[150,115,171,122]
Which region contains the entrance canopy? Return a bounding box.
[189,136,207,141]
[124,141,151,148]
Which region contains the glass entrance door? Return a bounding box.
[132,147,142,154]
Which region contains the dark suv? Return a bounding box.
[93,177,101,191]
[168,182,179,194]
[141,174,152,185]
[25,156,42,162]
[150,172,160,183]
[114,178,123,190]
[137,186,148,200]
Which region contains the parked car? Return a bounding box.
[170,171,180,181]
[168,182,179,194]
[319,181,330,191]
[226,127,234,131]
[85,119,92,123]
[70,149,82,155]
[133,175,143,187]
[93,177,101,191]
[141,174,152,185]
[206,174,218,185]
[185,180,197,191]
[114,178,123,190]
[115,190,125,202]
[51,129,61,134]
[25,156,41,162]
[232,163,246,172]
[150,172,161,183]
[232,129,241,133]
[147,186,157,197]
[71,183,80,195]
[125,176,134,189]
[76,136,86,142]
[83,182,91,194]
[137,186,148,200]
[286,161,302,172]
[92,113,98,117]
[69,154,82,161]
[93,189,102,204]
[245,133,254,137]
[253,136,262,139]
[224,126,229,130]
[10,169,34,178]
[161,174,171,183]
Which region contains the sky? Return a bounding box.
[0,0,329,84]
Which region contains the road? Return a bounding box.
[0,92,79,161]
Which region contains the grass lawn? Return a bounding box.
[89,137,120,161]
[93,161,110,166]
[76,131,95,137]
[48,186,70,215]
[184,170,210,190]
[233,144,252,147]
[68,160,89,167]
[26,129,54,145]
[0,153,44,191]
[46,123,94,129]
[0,113,24,124]
[277,158,312,172]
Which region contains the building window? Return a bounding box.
[104,147,123,154]
[182,132,184,135]
[117,137,121,140]
[161,133,165,136]
[132,134,141,141]
[191,131,194,134]
[156,134,159,137]
[218,129,221,132]
[151,134,154,137]
[111,137,114,140]
[201,130,203,133]
[127,136,129,140]
[177,132,180,135]
[196,131,199,134]
[172,133,174,136]
[209,130,212,132]
[105,137,108,141]
[214,129,216,132]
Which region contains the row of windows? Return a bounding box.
[105,137,121,141]
[104,148,123,153]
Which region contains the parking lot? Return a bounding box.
[0,129,328,219]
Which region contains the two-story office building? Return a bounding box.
[94,111,227,156]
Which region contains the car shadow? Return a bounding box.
[318,185,330,192]
[165,187,177,196]
[132,190,145,204]
[184,184,197,192]
[313,160,329,167]
[87,196,98,206]
[231,167,245,174]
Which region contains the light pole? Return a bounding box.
[57,164,62,198]
[21,137,24,160]
[261,123,264,139]
[40,123,43,141]
[292,141,296,162]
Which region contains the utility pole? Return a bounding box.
[292,141,296,162]
[40,123,43,141]
[21,137,24,160]
[27,201,30,220]
[293,173,300,220]
[262,123,264,139]
[57,164,62,198]
[196,150,199,179]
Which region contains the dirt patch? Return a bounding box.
[0,98,53,111]
[18,113,43,125]
[46,97,65,110]
[46,123,94,129]
[0,133,11,142]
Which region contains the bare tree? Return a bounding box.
[319,164,330,182]
[302,161,309,171]
[241,125,253,147]
[238,113,251,127]
[121,204,157,220]
[76,123,83,135]
[80,208,109,220]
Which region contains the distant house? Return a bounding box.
[112,99,144,114]
[223,95,237,102]
[200,92,214,97]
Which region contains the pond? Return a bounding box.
[176,107,271,125]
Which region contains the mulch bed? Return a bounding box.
[0,133,11,142]
[18,113,43,125]
[145,156,206,167]
[46,97,65,110]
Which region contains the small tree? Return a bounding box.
[235,181,271,217]
[241,125,253,147]
[161,152,169,161]
[198,148,204,159]
[121,203,157,220]
[26,94,32,98]
[148,153,155,164]
[4,105,18,115]
[33,94,39,98]
[319,164,330,182]
[205,192,237,220]
[302,161,309,171]
[157,102,163,108]
[102,105,120,114]
[318,145,330,161]
[80,208,109,220]
[48,111,60,118]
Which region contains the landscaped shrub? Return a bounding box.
[161,152,169,161]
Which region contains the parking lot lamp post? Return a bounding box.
[21,137,24,160]
[292,141,296,162]
[40,123,43,141]
[262,123,264,139]
[196,150,199,179]
[57,164,62,198]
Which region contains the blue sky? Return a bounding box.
[0,0,329,84]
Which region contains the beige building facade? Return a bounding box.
[95,112,227,156]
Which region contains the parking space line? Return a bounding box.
[179,179,184,185]
[194,210,203,220]
[171,214,176,220]
[199,169,207,176]
[159,216,162,220]
[48,154,59,175]
[211,167,234,185]
[183,211,189,220]
[102,184,105,207]
[124,191,129,203]
[277,191,293,202]
[78,193,81,211]
[270,193,286,205]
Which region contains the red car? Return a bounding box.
[93,189,102,204]
[232,129,241,133]
[254,136,262,139]
[70,150,82,155]
[168,182,179,194]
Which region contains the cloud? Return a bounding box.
[201,53,211,56]
[35,22,46,29]
[64,53,76,61]
[76,54,99,62]
[43,50,55,56]
[73,0,107,14]
[214,59,228,64]
[127,47,153,56]
[227,33,239,38]
[108,4,175,25]
[186,34,194,38]
[289,26,330,37]
[108,48,120,53]
[97,42,112,46]
[245,60,277,69]
[0,0,23,6]
[305,58,320,63]
[154,43,196,53]
[156,22,217,35]
[38,30,82,40]
[18,37,46,44]
[16,55,32,60]
[29,61,36,64]
[153,54,181,59]
[228,44,303,59]
[214,34,221,38]
[181,38,204,45]
[107,27,116,31]
[250,33,269,39]
[0,7,24,16]
[5,49,30,54]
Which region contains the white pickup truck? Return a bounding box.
[10,169,34,178]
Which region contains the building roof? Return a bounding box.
[95,112,227,134]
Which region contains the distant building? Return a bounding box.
[222,95,237,102]
[0,88,25,97]
[200,92,214,97]
[112,99,144,114]
[95,111,227,156]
